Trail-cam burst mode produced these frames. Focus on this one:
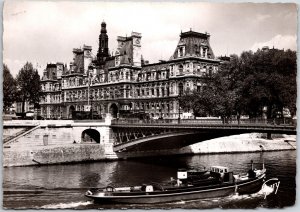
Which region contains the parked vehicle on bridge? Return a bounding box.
[85,161,280,204]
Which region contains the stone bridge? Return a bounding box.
[111,119,297,152]
[3,118,296,155]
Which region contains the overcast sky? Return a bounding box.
[3,0,297,77]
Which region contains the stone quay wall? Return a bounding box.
[3,144,110,167]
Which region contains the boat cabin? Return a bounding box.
[210,166,234,183]
[210,166,229,174]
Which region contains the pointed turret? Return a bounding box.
[97,21,110,65]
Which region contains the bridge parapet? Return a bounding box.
[111,118,296,128]
[111,118,296,152]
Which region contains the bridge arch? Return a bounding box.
[81,129,100,143]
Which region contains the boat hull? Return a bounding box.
[86,174,265,204]
[90,186,235,204]
[237,174,266,194]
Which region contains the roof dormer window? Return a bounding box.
[195,45,200,55]
[202,48,207,58]
[178,46,185,58]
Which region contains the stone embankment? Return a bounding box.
[3,144,113,167]
[185,133,296,153]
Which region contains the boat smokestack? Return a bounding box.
[251,160,254,170]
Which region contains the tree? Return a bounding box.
[235,49,297,118]
[3,64,17,112]
[180,48,297,121]
[16,62,41,116]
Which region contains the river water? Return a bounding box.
[3,150,296,209]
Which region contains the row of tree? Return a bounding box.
[179,48,297,119]
[3,62,41,115]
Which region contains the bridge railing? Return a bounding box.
[111,118,296,126]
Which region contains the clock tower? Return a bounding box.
[131,32,142,67]
[97,21,110,65]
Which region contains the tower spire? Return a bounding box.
[97,20,110,65]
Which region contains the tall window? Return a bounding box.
[202,48,206,57]
[197,86,201,92]
[157,71,161,80]
[178,46,185,57]
[178,65,183,75]
[161,88,165,97]
[137,73,142,82]
[195,44,200,55]
[178,83,184,96]
[115,56,120,66]
[208,67,213,77]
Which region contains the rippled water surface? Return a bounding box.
[3,151,296,209]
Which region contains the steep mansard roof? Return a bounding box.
[170,30,215,60]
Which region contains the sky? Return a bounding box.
[3,0,297,77]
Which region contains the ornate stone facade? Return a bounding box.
[40,22,220,119]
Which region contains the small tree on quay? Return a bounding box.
[16,62,42,116]
[3,64,17,112]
